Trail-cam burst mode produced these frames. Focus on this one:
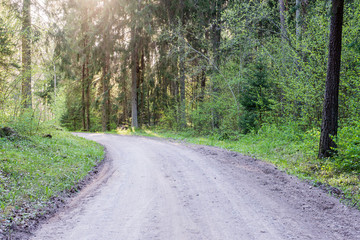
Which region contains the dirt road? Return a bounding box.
[31,133,360,240]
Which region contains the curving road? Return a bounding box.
[31,133,360,240]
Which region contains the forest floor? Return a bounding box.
[30,133,360,240]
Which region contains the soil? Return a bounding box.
[11,133,360,239]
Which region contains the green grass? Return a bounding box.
[114,125,359,209]
[0,129,104,226]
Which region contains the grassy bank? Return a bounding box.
[115,125,359,209]
[0,129,104,233]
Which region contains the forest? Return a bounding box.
[1,0,360,170]
[4,1,360,236]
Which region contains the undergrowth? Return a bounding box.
[115,124,360,209]
[0,125,104,232]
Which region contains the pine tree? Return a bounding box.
[318,0,345,158]
[21,0,32,109]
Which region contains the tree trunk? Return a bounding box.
[81,6,90,131]
[121,70,128,125]
[279,0,287,40]
[21,0,32,109]
[200,70,206,102]
[84,7,91,132]
[147,84,151,125]
[81,59,86,130]
[318,0,344,158]
[101,8,111,132]
[179,43,186,128]
[101,58,110,132]
[178,0,186,128]
[211,0,222,129]
[85,54,90,131]
[296,0,301,41]
[139,48,145,127]
[212,1,221,68]
[131,25,138,128]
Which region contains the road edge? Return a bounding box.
[2,146,110,240]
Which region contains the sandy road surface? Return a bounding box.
[31,133,360,240]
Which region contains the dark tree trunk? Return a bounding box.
[21,0,32,109]
[211,0,222,129]
[139,48,145,126]
[318,0,344,158]
[178,0,186,128]
[200,70,206,102]
[85,54,90,131]
[211,1,221,68]
[81,6,90,131]
[179,45,186,128]
[121,70,128,125]
[147,84,151,125]
[131,25,139,128]
[101,57,111,132]
[81,59,86,130]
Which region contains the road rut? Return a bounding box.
[31,133,360,240]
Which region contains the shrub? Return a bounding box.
[334,121,360,172]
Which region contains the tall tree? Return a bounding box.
[318,0,345,158]
[100,1,112,132]
[21,0,32,109]
[296,0,301,41]
[130,12,139,128]
[279,0,287,41]
[179,0,186,128]
[81,5,91,131]
[211,0,224,129]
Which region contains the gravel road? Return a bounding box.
[31,133,360,240]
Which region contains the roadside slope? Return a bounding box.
[32,133,360,240]
[0,130,103,239]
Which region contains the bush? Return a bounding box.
[1,108,50,136]
[334,121,360,172]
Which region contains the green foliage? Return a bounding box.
[240,60,272,133]
[59,84,83,131]
[334,121,360,172]
[0,129,104,222]
[7,109,41,136]
[1,107,57,137]
[158,108,178,130]
[1,0,359,201]
[239,112,257,134]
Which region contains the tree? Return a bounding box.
[278,0,287,41]
[296,0,301,41]
[211,0,224,129]
[21,0,32,109]
[318,0,345,158]
[81,4,91,131]
[100,1,112,132]
[130,9,139,128]
[179,0,186,128]
[240,60,271,133]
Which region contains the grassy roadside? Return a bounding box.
[115,125,360,209]
[0,129,104,234]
